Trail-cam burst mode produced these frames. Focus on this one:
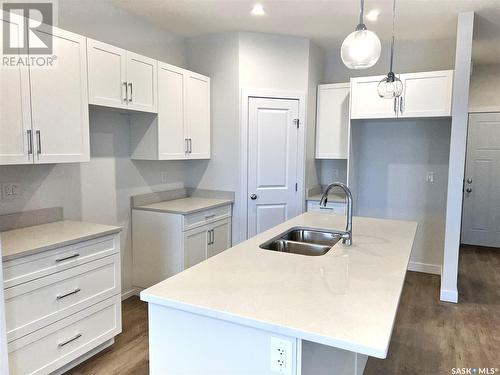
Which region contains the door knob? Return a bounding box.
[467,178,472,184]
[466,187,472,193]
[250,194,258,200]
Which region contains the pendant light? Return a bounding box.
[341,0,381,70]
[377,0,403,98]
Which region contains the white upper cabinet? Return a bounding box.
[0,17,32,165]
[315,83,350,159]
[126,52,158,113]
[400,70,454,118]
[186,72,211,159]
[87,39,157,113]
[130,64,211,160]
[350,75,397,119]
[0,24,90,165]
[87,39,127,109]
[350,70,454,120]
[29,27,90,164]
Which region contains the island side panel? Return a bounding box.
[148,303,301,375]
[301,340,368,375]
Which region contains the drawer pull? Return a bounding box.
[55,253,80,263]
[205,214,216,220]
[58,333,82,348]
[319,206,334,210]
[56,288,81,300]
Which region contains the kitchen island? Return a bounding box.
[141,212,417,375]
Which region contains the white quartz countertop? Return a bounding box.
[133,197,233,215]
[1,220,121,261]
[141,212,417,359]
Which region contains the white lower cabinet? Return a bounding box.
[132,204,232,289]
[3,233,121,374]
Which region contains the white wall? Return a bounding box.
[351,119,451,270]
[186,32,241,241]
[0,2,190,297]
[323,38,457,83]
[469,63,500,112]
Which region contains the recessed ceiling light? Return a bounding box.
[366,9,380,22]
[251,4,265,16]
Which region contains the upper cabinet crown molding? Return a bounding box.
[350,70,454,120]
[315,83,350,159]
[87,39,158,113]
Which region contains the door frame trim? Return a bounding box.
[237,88,306,244]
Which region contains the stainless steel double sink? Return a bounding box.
[259,228,342,256]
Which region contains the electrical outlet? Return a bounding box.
[426,172,435,183]
[1,183,21,200]
[161,172,168,184]
[270,337,293,375]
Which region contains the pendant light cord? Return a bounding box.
[359,0,365,26]
[389,0,397,73]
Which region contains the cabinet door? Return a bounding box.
[0,17,32,165]
[207,218,231,258]
[400,70,453,118]
[157,63,187,159]
[29,27,90,163]
[315,84,350,159]
[87,39,127,109]
[126,52,157,113]
[350,76,397,119]
[184,226,209,269]
[186,73,210,159]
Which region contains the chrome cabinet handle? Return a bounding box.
[123,82,128,101]
[319,206,334,210]
[400,96,404,114]
[56,288,81,300]
[35,130,41,156]
[394,98,398,116]
[250,194,257,200]
[55,253,80,263]
[188,138,192,154]
[205,213,216,220]
[128,82,133,102]
[58,333,82,348]
[466,187,472,193]
[27,130,33,155]
[207,229,214,245]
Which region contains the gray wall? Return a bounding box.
[0,1,189,297]
[469,63,500,111]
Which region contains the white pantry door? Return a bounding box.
[461,113,500,247]
[247,97,300,238]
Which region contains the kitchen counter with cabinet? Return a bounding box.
[141,212,417,374]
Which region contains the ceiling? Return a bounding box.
[109,0,500,65]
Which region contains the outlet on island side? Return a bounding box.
[1,183,21,200]
[270,337,293,375]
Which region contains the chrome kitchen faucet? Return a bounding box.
[319,182,353,246]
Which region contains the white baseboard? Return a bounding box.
[121,288,139,301]
[407,261,442,275]
[440,288,458,303]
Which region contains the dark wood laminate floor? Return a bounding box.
[67,245,500,375]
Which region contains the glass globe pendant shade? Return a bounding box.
[377,72,403,98]
[341,28,381,70]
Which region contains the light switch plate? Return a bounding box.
[426,172,435,183]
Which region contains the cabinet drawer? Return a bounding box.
[183,204,231,231]
[8,295,121,375]
[5,254,120,342]
[3,234,119,288]
[306,201,346,214]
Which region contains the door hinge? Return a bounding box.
[295,183,298,192]
[293,119,299,129]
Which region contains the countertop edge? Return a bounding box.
[133,200,234,215]
[2,227,122,262]
[140,291,387,359]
